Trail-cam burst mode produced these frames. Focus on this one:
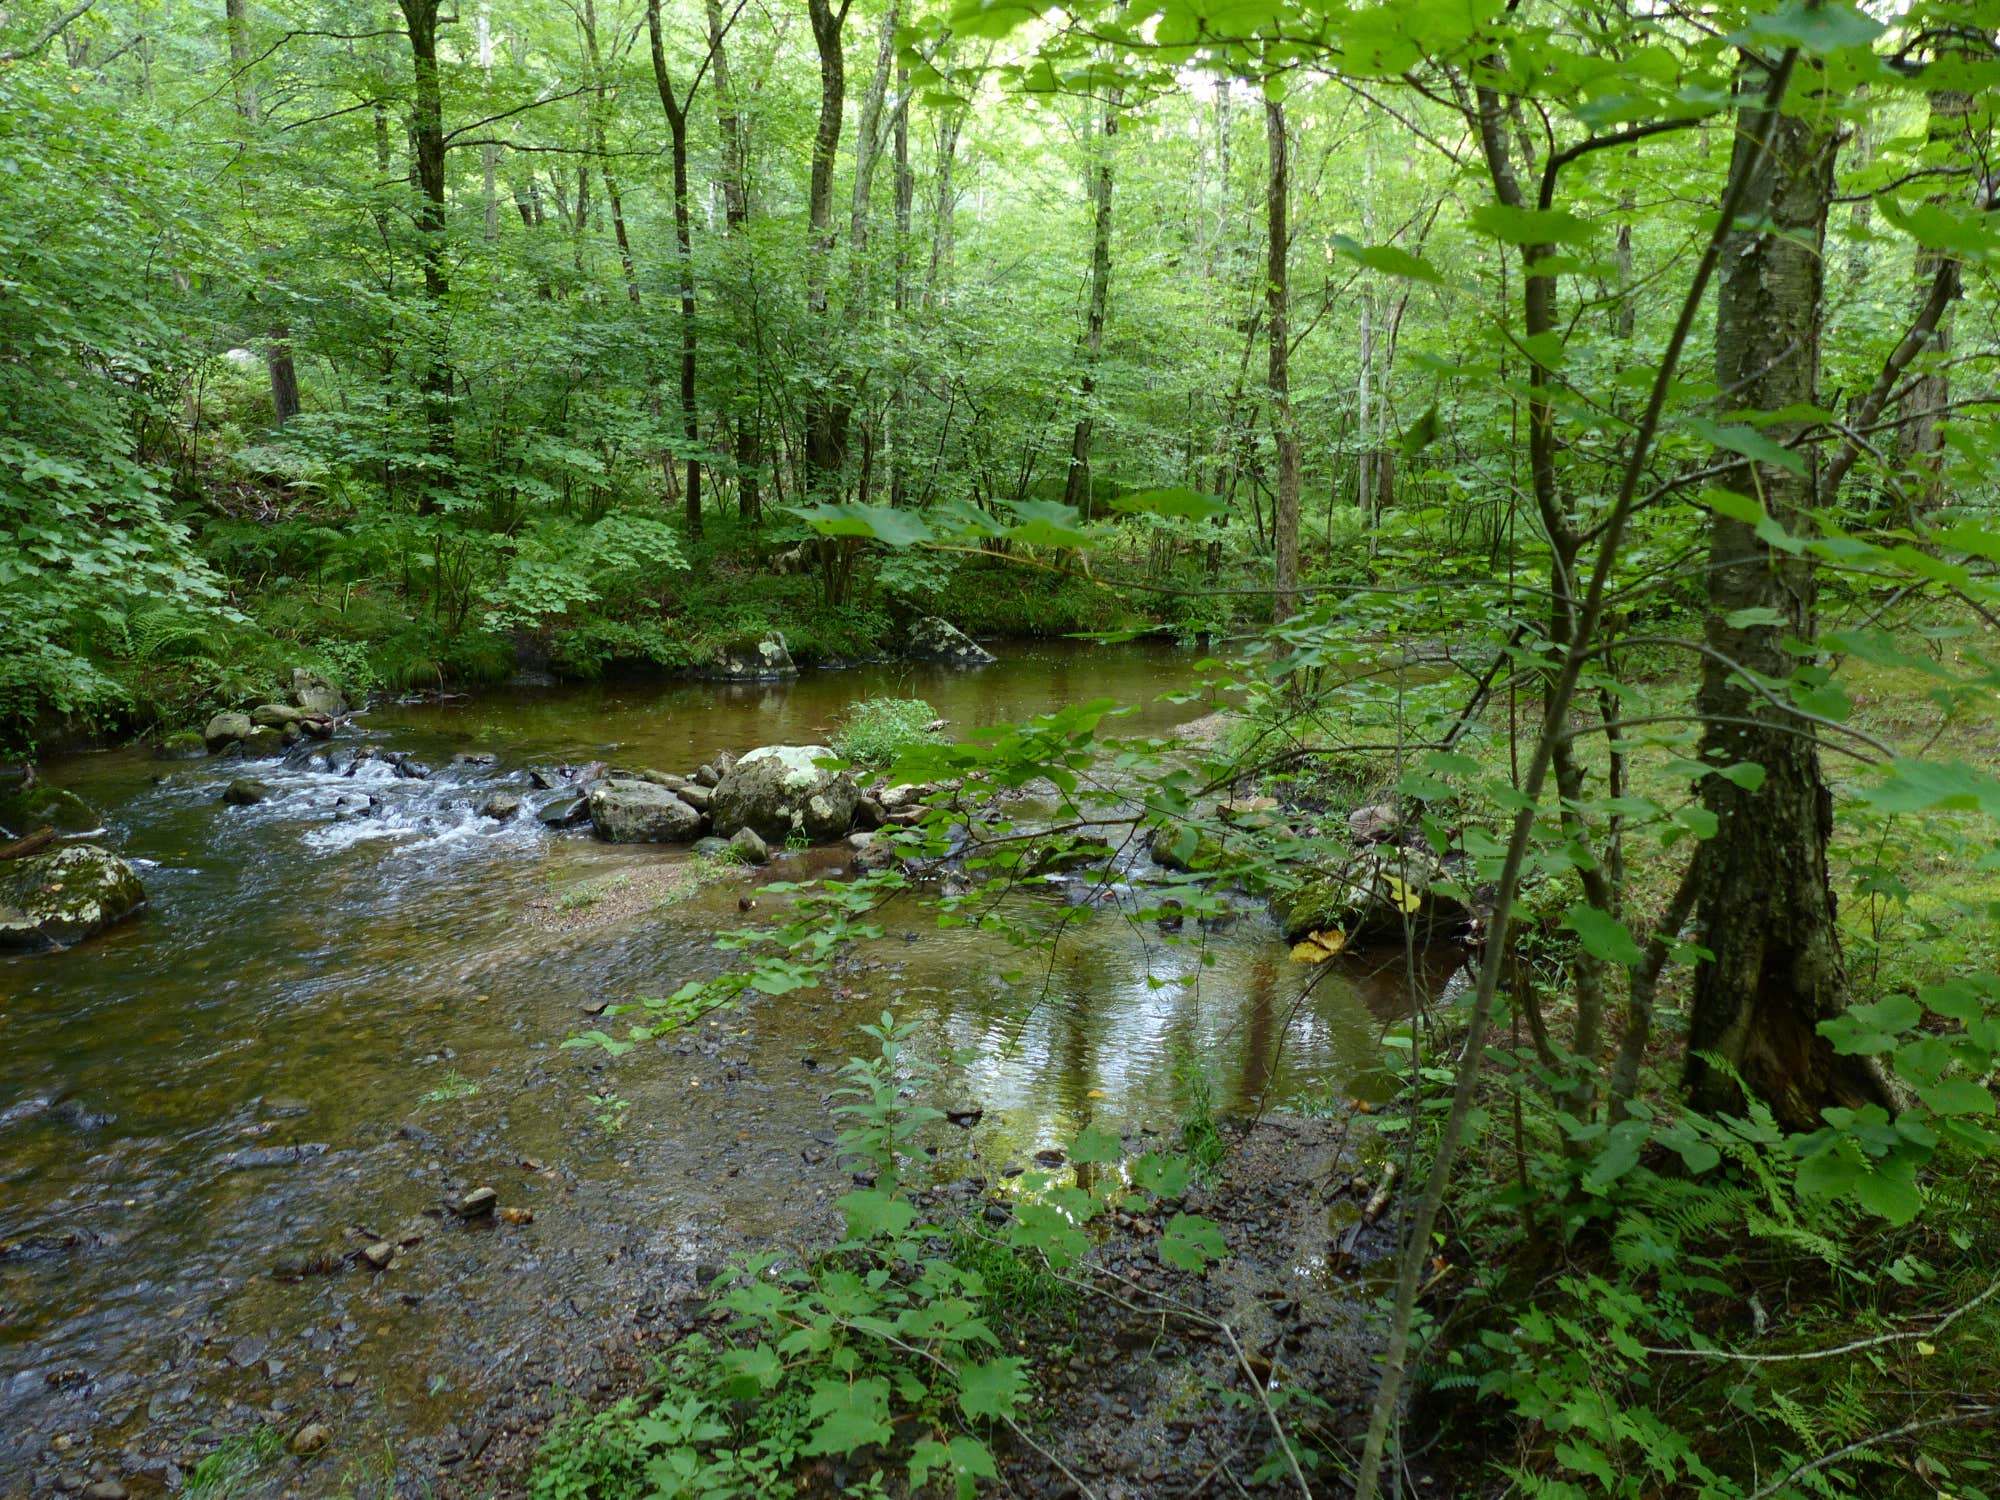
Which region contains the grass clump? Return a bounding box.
[832,696,940,766]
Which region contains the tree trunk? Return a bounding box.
[923,104,963,310]
[1895,86,1970,517]
[398,0,452,509]
[1063,92,1118,522]
[646,0,703,533]
[889,66,913,509]
[1265,98,1301,624]
[224,0,300,426]
[804,0,850,499]
[707,0,762,522]
[708,0,750,230]
[1687,92,1894,1132]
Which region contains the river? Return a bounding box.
[0,640,1448,1497]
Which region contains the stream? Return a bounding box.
[0,641,1451,1497]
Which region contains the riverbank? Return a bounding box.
[0,642,1440,1498]
[487,1111,1407,1500]
[2,526,1179,760]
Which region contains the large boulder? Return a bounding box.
[204,712,254,752]
[0,845,146,951]
[712,745,858,844]
[711,632,797,681]
[587,778,704,843]
[907,617,996,667]
[290,669,346,717]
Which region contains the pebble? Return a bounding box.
[81,1482,128,1500]
[290,1422,332,1456]
[361,1242,394,1270]
[456,1187,498,1218]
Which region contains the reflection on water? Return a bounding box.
[0,641,1452,1487]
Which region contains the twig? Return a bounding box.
[0,0,93,59]
[1644,1274,2000,1364]
[1744,1403,1999,1500]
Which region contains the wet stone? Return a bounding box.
[455,1187,498,1219]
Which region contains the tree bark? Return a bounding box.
[889,65,913,509]
[923,103,963,309]
[1265,97,1301,624]
[1063,91,1118,522]
[1688,90,1895,1132]
[1895,86,1970,516]
[706,0,762,522]
[397,0,452,509]
[804,0,851,498]
[646,0,704,534]
[224,0,300,426]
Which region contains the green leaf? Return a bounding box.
[1108,486,1228,520]
[1329,234,1446,283]
[1399,404,1442,461]
[1689,418,1806,477]
[837,1188,917,1240]
[1562,904,1644,966]
[1852,1158,1923,1225]
[1916,1077,1996,1117]
[1070,1124,1124,1165]
[1160,1212,1227,1271]
[954,1355,1027,1421]
[1469,203,1595,245]
[801,1376,894,1456]
[1724,606,1788,628]
[1001,499,1092,548]
[786,501,934,548]
[1738,0,1884,53]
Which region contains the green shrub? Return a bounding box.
[832,697,940,766]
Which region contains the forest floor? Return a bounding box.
[454,1111,1403,1499]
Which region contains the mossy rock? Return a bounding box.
[1276,852,1470,946]
[0,784,99,835]
[0,844,147,951]
[1018,835,1107,877]
[155,731,207,761]
[1149,822,1230,874]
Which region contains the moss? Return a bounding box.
[1149,822,1231,874]
[0,844,147,949]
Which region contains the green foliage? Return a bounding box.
[831,697,942,766]
[183,1427,285,1499]
[535,1013,1224,1499]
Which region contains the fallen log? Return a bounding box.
[0,826,56,862]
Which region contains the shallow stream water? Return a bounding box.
[0,641,1450,1496]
